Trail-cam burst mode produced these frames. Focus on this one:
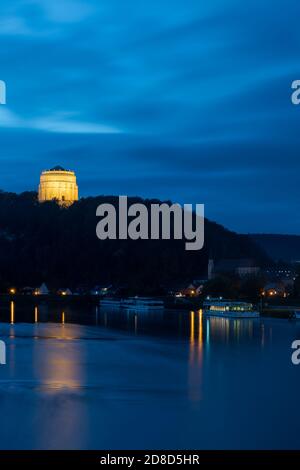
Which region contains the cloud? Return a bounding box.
[33,0,94,24]
[0,16,31,35]
[0,107,21,126]
[0,0,299,233]
[31,112,122,134]
[0,108,122,134]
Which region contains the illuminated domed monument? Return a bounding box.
[38,166,78,206]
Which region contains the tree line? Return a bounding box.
[0,190,268,292]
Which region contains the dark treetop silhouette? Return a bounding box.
[0,190,268,291]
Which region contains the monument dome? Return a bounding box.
[38,166,78,206]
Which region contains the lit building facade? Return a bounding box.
[38,166,78,206]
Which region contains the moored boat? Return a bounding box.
[100,297,164,311]
[121,297,164,312]
[203,298,259,318]
[100,298,122,308]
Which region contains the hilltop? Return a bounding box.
[0,190,268,290]
[251,234,300,263]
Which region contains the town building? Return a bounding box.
[34,283,49,295]
[262,282,287,298]
[210,258,260,278]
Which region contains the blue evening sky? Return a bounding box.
[0,0,299,233]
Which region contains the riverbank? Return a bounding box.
[2,294,300,319]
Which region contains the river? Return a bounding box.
[0,300,299,449]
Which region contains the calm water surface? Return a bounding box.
[0,300,300,449]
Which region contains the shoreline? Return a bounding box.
[1,294,300,319]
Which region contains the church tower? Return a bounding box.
[208,258,214,280]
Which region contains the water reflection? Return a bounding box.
[134,314,138,334]
[41,348,82,391]
[208,316,257,343]
[189,311,194,350]
[188,310,203,402]
[30,321,88,448]
[189,310,204,361]
[187,311,265,402]
[0,299,271,348]
[9,301,15,342]
[33,306,39,340]
[10,301,14,325]
[189,312,258,351]
[0,299,297,450]
[198,310,203,360]
[261,324,265,347]
[206,318,210,348]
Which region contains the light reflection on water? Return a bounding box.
[188,310,203,402]
[2,300,266,345]
[1,300,300,449]
[10,301,14,325]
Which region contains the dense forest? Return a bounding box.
[0,191,268,291]
[251,234,300,263]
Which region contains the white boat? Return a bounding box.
[100,298,122,308]
[100,297,164,311]
[203,299,259,318]
[121,297,164,312]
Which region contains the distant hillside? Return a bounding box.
[0,190,268,290]
[251,234,300,263]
